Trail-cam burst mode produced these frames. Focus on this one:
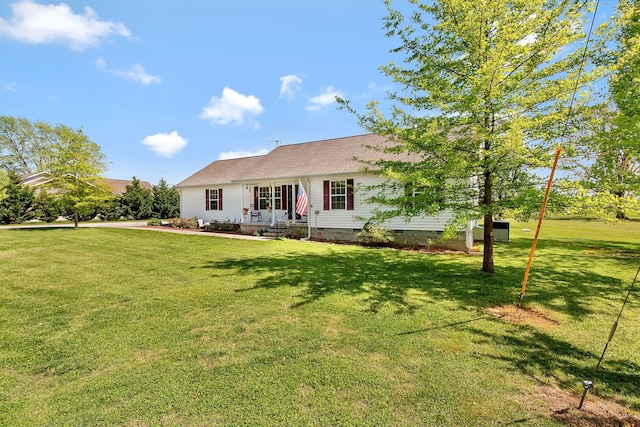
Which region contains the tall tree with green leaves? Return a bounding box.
[0,116,53,174]
[120,177,153,220]
[152,178,180,219]
[45,125,109,228]
[580,0,640,219]
[339,0,607,272]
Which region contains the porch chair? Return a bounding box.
[249,204,262,222]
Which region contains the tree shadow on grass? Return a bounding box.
[467,324,640,410]
[199,245,633,317]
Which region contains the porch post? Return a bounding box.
[291,180,296,225]
[270,182,275,226]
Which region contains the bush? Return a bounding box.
[168,217,198,229]
[206,219,240,232]
[147,218,162,226]
[356,223,395,247]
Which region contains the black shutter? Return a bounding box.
[281,185,287,210]
[323,180,330,210]
[205,189,210,211]
[347,179,354,210]
[218,188,223,211]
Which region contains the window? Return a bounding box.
[205,188,223,211]
[257,186,282,209]
[258,186,270,209]
[323,179,354,210]
[331,180,347,209]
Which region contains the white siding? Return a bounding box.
[180,173,470,236]
[180,184,245,223]
[304,174,456,231]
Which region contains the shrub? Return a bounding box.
[356,223,395,247]
[147,218,162,226]
[168,217,197,229]
[206,219,239,232]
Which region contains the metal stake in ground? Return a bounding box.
[516,145,561,313]
[577,266,640,410]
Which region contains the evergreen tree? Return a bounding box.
[0,170,35,224]
[152,178,180,218]
[120,177,153,219]
[34,189,61,223]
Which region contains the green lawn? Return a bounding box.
[0,220,638,426]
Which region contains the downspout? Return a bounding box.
[306,177,311,239]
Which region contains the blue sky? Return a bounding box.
[1,0,400,185]
[1,0,618,186]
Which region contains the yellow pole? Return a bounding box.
[519,144,562,304]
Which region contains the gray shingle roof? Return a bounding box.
[176,134,414,187]
[101,179,153,196]
[176,155,265,187]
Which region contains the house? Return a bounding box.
[100,179,153,196]
[21,173,153,196]
[176,134,474,251]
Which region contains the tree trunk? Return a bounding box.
[614,190,629,220]
[74,206,79,229]
[482,213,495,273]
[482,169,495,273]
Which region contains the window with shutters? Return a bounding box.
[208,189,220,210]
[258,187,270,209]
[258,186,282,209]
[323,179,354,210]
[330,180,347,210]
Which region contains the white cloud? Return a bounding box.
[218,148,269,160]
[305,86,343,111]
[3,82,19,92]
[279,74,302,101]
[199,87,264,125]
[0,0,132,51]
[96,58,161,85]
[142,131,187,158]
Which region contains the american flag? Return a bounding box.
[296,180,309,216]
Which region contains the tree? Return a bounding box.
[339,0,607,272]
[0,170,35,224]
[120,177,153,219]
[34,189,61,223]
[0,116,53,174]
[44,125,109,228]
[0,170,8,203]
[580,0,640,219]
[152,178,180,218]
[96,195,121,221]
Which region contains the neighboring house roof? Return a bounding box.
[101,179,153,196]
[177,134,417,187]
[20,172,55,187]
[21,173,153,196]
[176,155,265,188]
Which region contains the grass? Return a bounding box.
[0,219,638,426]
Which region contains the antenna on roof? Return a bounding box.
[272,139,281,147]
